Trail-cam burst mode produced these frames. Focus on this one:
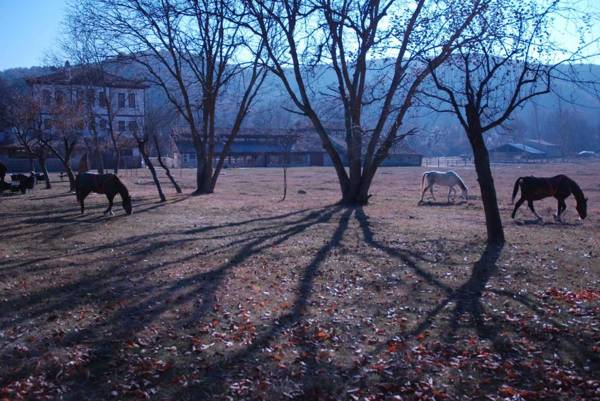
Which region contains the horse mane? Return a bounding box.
[567,177,585,204]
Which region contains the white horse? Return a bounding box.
[420,171,468,203]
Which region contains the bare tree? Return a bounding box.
[243,0,485,204]
[61,18,137,175]
[40,97,83,191]
[6,94,51,188]
[422,0,594,243]
[279,133,296,201]
[153,134,182,193]
[131,120,166,202]
[145,101,182,193]
[71,0,268,195]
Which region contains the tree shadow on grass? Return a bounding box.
[28,192,75,201]
[0,204,348,400]
[417,200,467,207]
[354,207,598,396]
[2,204,597,400]
[444,243,504,341]
[176,207,353,398]
[2,195,192,243]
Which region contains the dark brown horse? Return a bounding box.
[10,173,35,193]
[0,161,6,182]
[511,175,587,222]
[75,173,132,215]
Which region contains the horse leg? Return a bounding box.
[511,197,525,219]
[429,185,436,201]
[420,185,428,203]
[527,200,542,222]
[555,198,567,222]
[104,193,115,215]
[79,191,90,214]
[447,187,452,203]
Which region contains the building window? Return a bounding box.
[44,119,51,129]
[55,90,64,105]
[128,93,136,108]
[128,120,138,132]
[42,90,51,106]
[76,89,84,101]
[87,89,95,107]
[118,120,126,131]
[118,93,126,108]
[99,91,107,108]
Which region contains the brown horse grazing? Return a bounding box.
[75,173,132,215]
[511,175,587,222]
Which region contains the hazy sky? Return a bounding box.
[0,0,599,71]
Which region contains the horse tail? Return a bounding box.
[511,177,523,203]
[421,172,427,191]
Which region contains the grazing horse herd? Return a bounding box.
[0,161,589,222]
[421,170,588,222]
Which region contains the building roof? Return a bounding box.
[525,138,559,147]
[174,130,293,155]
[172,126,423,157]
[26,67,148,89]
[490,143,546,155]
[289,127,422,156]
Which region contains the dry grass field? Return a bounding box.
[1,162,599,400]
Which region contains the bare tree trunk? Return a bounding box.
[63,146,77,192]
[341,175,372,205]
[114,149,120,175]
[137,141,166,202]
[194,154,213,195]
[43,139,77,191]
[154,135,181,193]
[95,145,104,174]
[468,128,505,244]
[65,160,76,191]
[38,155,51,189]
[280,166,287,201]
[111,134,120,174]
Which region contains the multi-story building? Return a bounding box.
[25,64,148,170]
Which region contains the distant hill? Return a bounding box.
[2,59,599,156]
